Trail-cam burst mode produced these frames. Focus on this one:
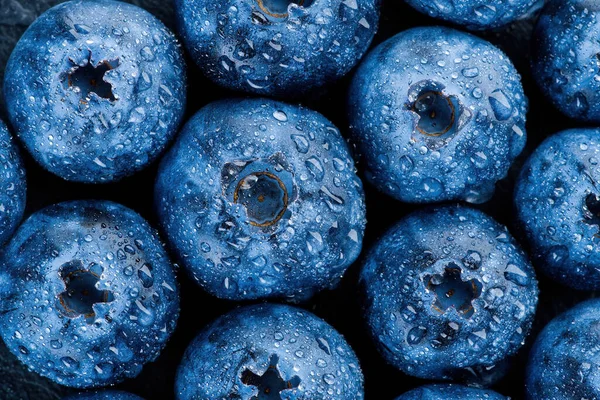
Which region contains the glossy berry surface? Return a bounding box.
[404,0,542,30]
[63,391,144,400]
[526,298,600,399]
[360,204,538,381]
[515,128,600,290]
[532,0,600,122]
[396,384,508,400]
[175,303,363,399]
[174,0,379,97]
[348,26,527,204]
[155,98,366,301]
[3,0,186,183]
[0,200,179,388]
[0,119,25,246]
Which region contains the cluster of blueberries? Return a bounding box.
[0,0,600,399]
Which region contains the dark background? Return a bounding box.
[0,0,596,399]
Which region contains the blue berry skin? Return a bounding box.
[0,200,179,388]
[404,0,543,31]
[515,128,600,290]
[348,26,527,204]
[396,384,508,400]
[3,0,186,183]
[63,391,143,400]
[175,303,364,400]
[155,98,366,301]
[0,119,25,246]
[360,205,538,381]
[526,298,600,400]
[174,0,379,97]
[531,0,600,122]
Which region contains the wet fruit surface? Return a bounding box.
[348,26,528,204]
[0,200,179,388]
[360,205,538,382]
[175,304,364,399]
[3,0,186,183]
[155,98,366,301]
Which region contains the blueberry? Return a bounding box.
[404,0,543,30]
[175,303,363,399]
[155,98,366,301]
[3,0,186,183]
[514,128,600,290]
[531,0,600,122]
[348,26,527,204]
[174,0,379,97]
[63,391,143,400]
[360,204,538,381]
[396,384,508,400]
[0,119,26,245]
[526,298,600,399]
[0,200,179,388]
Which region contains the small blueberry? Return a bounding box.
[395,384,508,400]
[526,298,600,399]
[404,0,543,30]
[0,200,180,388]
[348,26,527,204]
[3,0,186,183]
[360,204,538,381]
[515,128,600,290]
[63,391,143,400]
[175,303,364,399]
[531,0,600,122]
[155,98,366,301]
[174,0,379,97]
[0,119,25,246]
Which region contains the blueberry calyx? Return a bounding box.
[255,0,313,18]
[57,260,114,323]
[425,263,482,319]
[233,171,289,227]
[412,91,456,137]
[66,52,119,104]
[241,354,301,399]
[584,192,600,238]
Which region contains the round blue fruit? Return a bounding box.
[515,128,600,290]
[396,384,508,400]
[0,200,179,388]
[155,98,366,301]
[174,0,379,97]
[404,0,543,30]
[532,0,600,122]
[3,0,186,183]
[63,391,143,400]
[175,303,363,399]
[0,119,26,246]
[360,204,538,381]
[526,298,600,399]
[348,26,527,204]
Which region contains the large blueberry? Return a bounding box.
[0,119,25,245]
[155,98,366,301]
[174,0,379,97]
[532,0,600,122]
[348,26,527,204]
[175,303,363,399]
[404,0,543,30]
[3,0,186,183]
[360,205,538,381]
[396,384,508,400]
[0,200,179,388]
[526,298,600,399]
[63,391,143,400]
[515,128,600,290]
